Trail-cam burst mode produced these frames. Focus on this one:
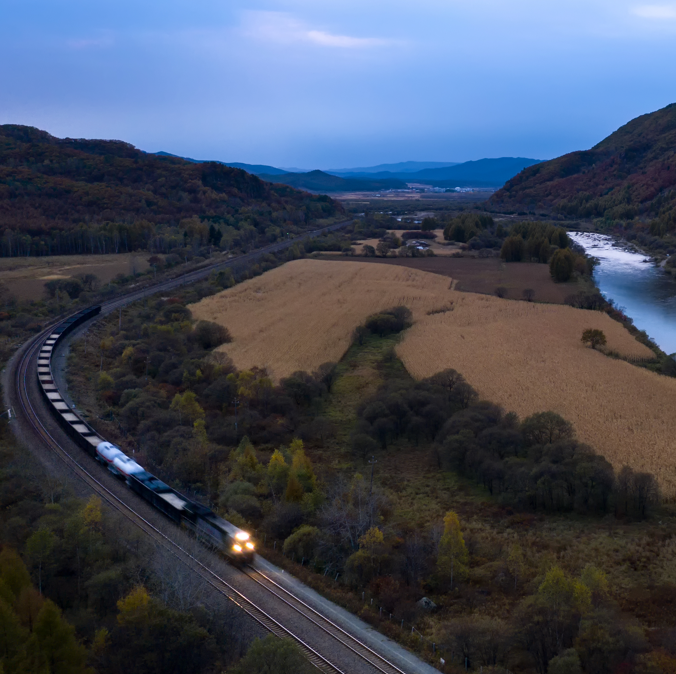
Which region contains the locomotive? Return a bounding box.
[37,306,254,565]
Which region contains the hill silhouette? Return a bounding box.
[258,170,407,193]
[154,152,288,175]
[0,125,342,239]
[490,104,676,232]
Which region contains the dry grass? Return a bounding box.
[189,259,676,494]
[189,259,454,380]
[397,295,676,495]
[0,254,149,300]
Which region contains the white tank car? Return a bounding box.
[96,441,144,482]
[96,441,124,466]
[112,455,145,482]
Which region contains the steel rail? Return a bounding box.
[245,566,408,674]
[14,331,344,674]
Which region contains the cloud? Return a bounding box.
[632,4,676,18]
[242,11,395,49]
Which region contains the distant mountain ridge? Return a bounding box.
[489,103,676,230]
[258,170,407,193]
[329,161,459,174]
[155,152,543,191]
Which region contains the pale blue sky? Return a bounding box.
[1,0,675,168]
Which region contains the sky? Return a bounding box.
[1,0,676,168]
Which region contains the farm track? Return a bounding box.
[5,220,435,674]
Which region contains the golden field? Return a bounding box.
[190,259,455,379]
[398,297,676,495]
[189,259,676,494]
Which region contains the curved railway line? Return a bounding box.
[5,222,433,674]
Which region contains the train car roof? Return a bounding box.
[205,513,247,538]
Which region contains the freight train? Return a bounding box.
[36,305,254,565]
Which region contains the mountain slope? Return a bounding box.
[258,170,407,193]
[489,104,676,230]
[412,157,542,184]
[0,125,342,234]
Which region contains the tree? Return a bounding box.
[284,474,304,503]
[290,440,316,493]
[495,286,508,298]
[25,528,55,594]
[117,586,151,626]
[437,511,469,588]
[581,328,607,350]
[352,434,378,461]
[548,649,582,674]
[376,241,391,257]
[507,543,525,589]
[421,217,439,232]
[0,548,31,600]
[267,450,290,502]
[362,244,376,257]
[521,411,574,446]
[170,391,205,424]
[523,288,535,302]
[501,236,525,262]
[550,248,575,282]
[29,599,88,674]
[231,635,315,674]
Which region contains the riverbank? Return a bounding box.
[570,232,676,358]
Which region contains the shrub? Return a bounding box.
[192,320,232,349]
[282,525,321,561]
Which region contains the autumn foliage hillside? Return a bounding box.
[0,125,342,235]
[490,103,676,232]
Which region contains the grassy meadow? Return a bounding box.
[0,253,149,300]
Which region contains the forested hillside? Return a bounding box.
[0,125,342,256]
[490,103,676,232]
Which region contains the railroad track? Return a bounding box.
[14,332,344,674]
[245,566,407,674]
[5,221,430,674]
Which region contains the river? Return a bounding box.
[569,232,676,356]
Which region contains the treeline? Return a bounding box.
[0,124,343,257]
[443,213,497,245]
[355,369,659,519]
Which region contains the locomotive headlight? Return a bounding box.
[233,544,242,552]
[235,532,249,541]
[245,542,254,550]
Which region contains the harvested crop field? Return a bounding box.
[398,297,676,496]
[189,259,455,380]
[0,254,149,300]
[188,259,676,493]
[329,256,579,304]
